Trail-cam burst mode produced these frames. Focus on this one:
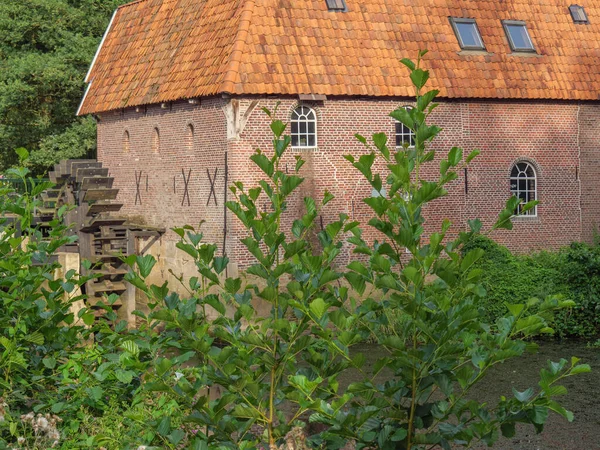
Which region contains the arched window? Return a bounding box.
[510,161,537,216]
[152,127,160,153]
[395,106,415,148]
[291,106,317,148]
[186,124,194,153]
[123,130,130,153]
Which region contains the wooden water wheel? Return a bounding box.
[40,159,163,325]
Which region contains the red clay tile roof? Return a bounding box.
[79,0,600,114]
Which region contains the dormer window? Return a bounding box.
[502,20,536,52]
[326,0,347,12]
[569,5,589,24]
[450,18,485,50]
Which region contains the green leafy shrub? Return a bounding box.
[0,54,592,450]
[317,52,588,449]
[464,236,600,338]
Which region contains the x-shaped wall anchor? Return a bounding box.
[181,168,192,206]
[207,167,218,206]
[134,170,143,205]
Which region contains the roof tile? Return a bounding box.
[80,0,600,114]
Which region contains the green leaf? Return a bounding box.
[513,387,534,403]
[500,422,515,438]
[213,256,228,274]
[168,429,186,445]
[16,147,29,161]
[51,402,65,414]
[42,357,56,369]
[570,364,591,375]
[410,68,430,90]
[121,340,140,357]
[136,254,156,278]
[460,248,485,272]
[157,415,171,436]
[447,147,462,166]
[250,153,274,177]
[400,58,416,70]
[82,313,95,326]
[417,89,439,111]
[466,149,480,163]
[115,369,133,384]
[310,298,328,319]
[204,294,225,315]
[390,107,414,130]
[270,120,286,138]
[190,439,209,450]
[24,331,44,345]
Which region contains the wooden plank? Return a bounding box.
[87,202,123,216]
[83,188,119,202]
[93,234,127,241]
[36,207,55,216]
[70,161,102,176]
[89,268,129,276]
[81,177,114,190]
[42,189,61,198]
[81,216,126,233]
[76,168,109,183]
[67,159,97,173]
[48,171,57,183]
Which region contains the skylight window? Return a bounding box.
[326,0,347,11]
[569,5,589,24]
[502,20,536,52]
[450,18,485,50]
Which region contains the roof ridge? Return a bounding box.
[219,0,256,94]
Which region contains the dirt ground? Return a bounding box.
[468,341,599,450]
[341,340,599,450]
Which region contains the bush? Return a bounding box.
[465,236,600,339]
[0,54,591,450]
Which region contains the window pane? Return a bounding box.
[456,22,482,47]
[307,122,315,133]
[299,122,307,133]
[506,24,533,50]
[291,122,298,134]
[308,135,316,147]
[291,135,299,146]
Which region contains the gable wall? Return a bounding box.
[96,97,230,292]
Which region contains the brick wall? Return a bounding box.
[97,97,230,287]
[579,104,600,243]
[231,97,584,264]
[97,96,595,276]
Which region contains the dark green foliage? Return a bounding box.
[0,0,129,173]
[464,236,600,338]
[0,54,591,449]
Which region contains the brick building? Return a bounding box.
[78,0,600,278]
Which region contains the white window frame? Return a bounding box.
[502,20,536,53]
[395,106,416,149]
[510,161,538,217]
[291,106,317,149]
